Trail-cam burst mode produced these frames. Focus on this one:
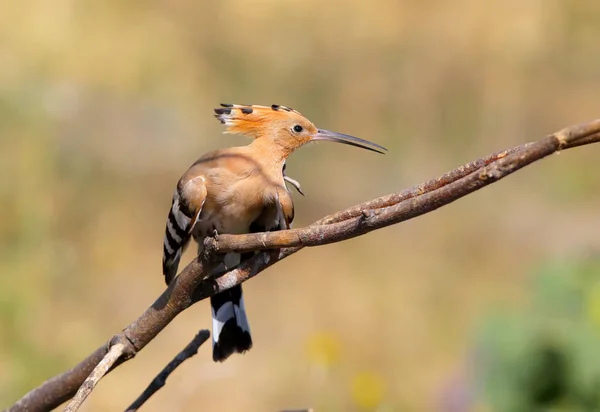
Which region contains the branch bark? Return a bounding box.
[6,120,600,412]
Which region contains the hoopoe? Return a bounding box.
[162,104,386,362]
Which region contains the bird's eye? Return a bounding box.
[293,125,303,133]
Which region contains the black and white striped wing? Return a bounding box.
[162,176,206,285]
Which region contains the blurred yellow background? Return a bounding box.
[1,0,599,411]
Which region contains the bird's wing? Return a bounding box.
[162,175,207,285]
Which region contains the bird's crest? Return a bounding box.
[214,104,307,138]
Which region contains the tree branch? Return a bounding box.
[62,340,128,412]
[125,330,210,412]
[6,120,600,412]
[205,125,600,254]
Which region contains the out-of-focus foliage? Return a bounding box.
[476,258,600,412]
[1,0,599,410]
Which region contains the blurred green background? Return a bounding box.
[1,0,599,411]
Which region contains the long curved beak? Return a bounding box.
[312,129,387,154]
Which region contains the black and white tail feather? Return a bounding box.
[209,251,252,362]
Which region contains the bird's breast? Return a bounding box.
[194,175,276,237]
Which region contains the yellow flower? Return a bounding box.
[351,371,385,410]
[306,332,341,367]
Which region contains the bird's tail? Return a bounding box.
[211,284,252,362]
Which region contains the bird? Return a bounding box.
[161,103,387,362]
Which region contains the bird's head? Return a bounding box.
[214,104,386,158]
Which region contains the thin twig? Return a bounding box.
[7,119,600,412]
[62,342,127,412]
[125,330,210,412]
